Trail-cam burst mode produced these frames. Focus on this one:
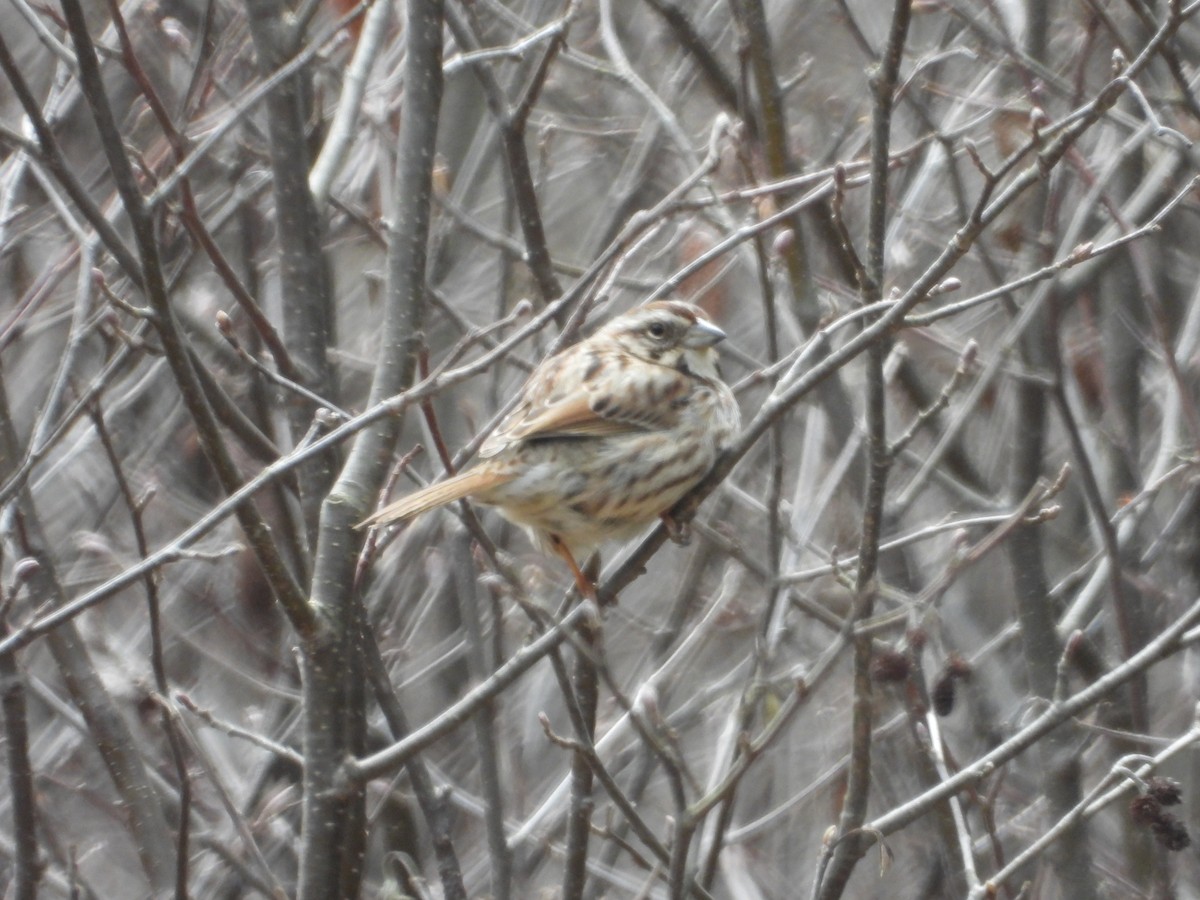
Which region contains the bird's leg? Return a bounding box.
[660,512,692,546]
[549,535,598,602]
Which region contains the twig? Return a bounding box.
[444,14,572,74]
[167,698,288,897]
[59,0,313,634]
[309,0,394,205]
[598,0,706,179]
[444,0,572,309]
[104,0,301,382]
[535,711,708,899]
[904,177,1198,327]
[145,0,375,209]
[86,399,192,899]
[914,465,1069,610]
[361,623,469,900]
[641,0,740,113]
[348,604,591,783]
[827,164,869,293]
[175,693,303,766]
[0,365,177,892]
[449,532,513,900]
[1050,375,1145,728]
[969,724,1200,897]
[888,340,978,460]
[865,589,1200,841]
[1115,72,1193,146]
[215,311,351,419]
[924,711,981,893]
[0,29,142,281]
[0,615,40,900]
[562,610,601,900]
[814,5,913,895]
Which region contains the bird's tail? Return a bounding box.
[358,467,512,528]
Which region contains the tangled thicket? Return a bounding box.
[1,1,1199,899]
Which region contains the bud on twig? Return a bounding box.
[870,648,911,683]
[1068,242,1094,264]
[772,228,795,257]
[215,310,238,348]
[929,277,961,297]
[13,557,40,582]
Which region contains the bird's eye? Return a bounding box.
[647,321,668,339]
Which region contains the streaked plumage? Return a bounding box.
[361,301,740,596]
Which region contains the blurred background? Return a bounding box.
[1,1,1199,897]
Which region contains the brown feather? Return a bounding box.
[502,393,637,443]
[482,352,690,456]
[358,467,515,528]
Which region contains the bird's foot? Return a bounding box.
[660,513,692,546]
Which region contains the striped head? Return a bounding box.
[596,301,728,381]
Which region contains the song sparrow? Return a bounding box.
[361,300,741,598]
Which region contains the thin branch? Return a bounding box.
[562,612,601,900]
[86,400,192,900]
[348,604,590,783]
[641,0,740,113]
[146,0,375,208]
[888,339,977,459]
[449,532,512,900]
[0,619,40,900]
[816,15,906,886]
[0,365,176,890]
[867,590,1200,839]
[970,724,1200,898]
[104,0,301,382]
[175,693,303,765]
[444,0,571,308]
[362,620,469,900]
[58,0,313,634]
[168,698,289,897]
[309,0,394,206]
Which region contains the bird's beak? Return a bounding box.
[683,318,726,348]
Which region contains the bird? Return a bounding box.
[360,300,741,599]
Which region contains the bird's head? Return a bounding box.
[600,301,728,380]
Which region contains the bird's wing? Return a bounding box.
[480,350,689,457]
